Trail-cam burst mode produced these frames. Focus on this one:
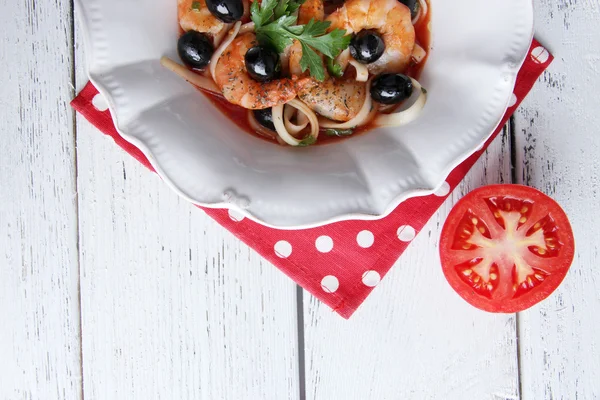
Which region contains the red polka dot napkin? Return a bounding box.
[72,40,552,318]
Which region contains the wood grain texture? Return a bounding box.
[303,129,520,400]
[0,0,82,399]
[514,1,600,398]
[73,16,301,400]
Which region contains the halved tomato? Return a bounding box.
[439,184,574,313]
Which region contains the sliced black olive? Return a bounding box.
[177,31,214,69]
[349,30,385,64]
[253,108,276,130]
[399,0,420,19]
[244,46,281,82]
[370,74,413,104]
[205,0,244,23]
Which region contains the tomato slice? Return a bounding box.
[439,184,574,313]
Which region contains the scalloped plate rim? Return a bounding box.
[75,0,535,229]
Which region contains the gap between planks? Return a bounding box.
[68,0,86,397]
[509,115,525,400]
[296,285,307,400]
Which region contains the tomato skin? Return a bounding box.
[439,184,575,313]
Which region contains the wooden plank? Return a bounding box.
[0,1,82,399]
[303,129,520,399]
[73,13,301,400]
[514,1,600,398]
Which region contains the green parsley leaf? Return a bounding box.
[256,30,293,53]
[325,128,354,137]
[274,0,303,19]
[299,42,325,81]
[273,0,306,19]
[273,0,289,19]
[286,25,305,35]
[297,21,350,58]
[276,14,298,27]
[255,16,297,52]
[326,57,343,78]
[301,19,330,37]
[285,0,305,16]
[251,2,350,80]
[297,134,317,146]
[191,1,201,10]
[251,0,279,29]
[251,0,260,21]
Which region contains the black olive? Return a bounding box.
[370,74,413,104]
[177,31,214,69]
[399,0,420,19]
[205,0,244,23]
[253,108,276,130]
[349,30,385,64]
[244,46,281,82]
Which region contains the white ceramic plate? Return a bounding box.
[76,0,533,228]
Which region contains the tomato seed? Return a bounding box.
[538,248,547,255]
[521,206,529,213]
[534,273,545,281]
[519,217,527,223]
[471,217,478,225]
[462,269,473,276]
[490,273,498,280]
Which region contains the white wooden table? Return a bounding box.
[1,0,599,398]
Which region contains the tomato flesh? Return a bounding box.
[440,184,574,313]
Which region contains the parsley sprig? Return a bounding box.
[251,0,351,81]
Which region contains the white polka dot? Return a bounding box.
[315,235,334,253]
[530,46,550,64]
[228,208,245,222]
[509,93,518,107]
[433,181,450,197]
[356,230,375,248]
[274,240,292,258]
[362,270,381,287]
[397,225,416,242]
[321,275,339,293]
[92,93,109,111]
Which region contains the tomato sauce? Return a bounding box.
[405,3,431,80]
[202,0,431,145]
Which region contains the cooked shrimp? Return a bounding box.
[296,79,367,122]
[326,0,415,74]
[178,0,224,35]
[214,33,306,109]
[286,0,368,121]
[298,0,324,24]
